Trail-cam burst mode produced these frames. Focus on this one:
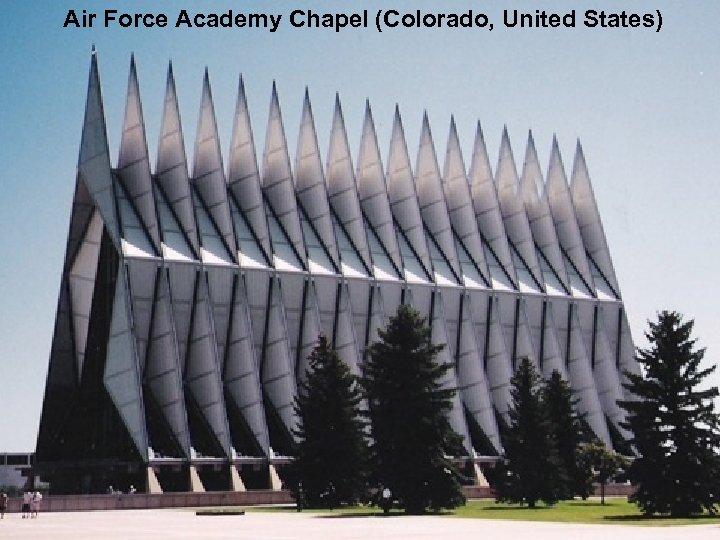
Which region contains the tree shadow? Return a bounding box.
[481,506,551,511]
[317,509,454,519]
[318,512,399,519]
[604,514,720,522]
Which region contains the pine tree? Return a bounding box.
[291,336,367,507]
[619,311,720,517]
[362,304,466,514]
[495,358,563,507]
[543,370,590,499]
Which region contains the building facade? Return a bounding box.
[35,52,639,494]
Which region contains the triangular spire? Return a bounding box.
[78,50,120,247]
[117,55,161,253]
[520,132,570,292]
[222,278,271,456]
[192,70,237,262]
[386,106,433,279]
[539,301,567,380]
[456,293,501,453]
[468,122,517,287]
[566,304,611,446]
[520,132,570,291]
[227,75,273,264]
[571,141,621,295]
[144,270,192,458]
[295,89,340,269]
[185,275,233,458]
[156,62,200,257]
[546,137,595,293]
[356,101,403,277]
[495,127,544,289]
[442,117,491,284]
[262,82,307,268]
[104,266,148,460]
[326,94,373,272]
[416,113,462,282]
[262,279,299,436]
[484,297,514,420]
[430,292,472,454]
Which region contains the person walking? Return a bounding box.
[21,491,31,518]
[0,491,7,519]
[381,486,392,515]
[31,491,42,518]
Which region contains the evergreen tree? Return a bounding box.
[291,336,367,507]
[495,358,563,507]
[619,311,720,517]
[362,304,466,514]
[543,370,591,499]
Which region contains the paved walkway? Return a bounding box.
[0,509,717,539]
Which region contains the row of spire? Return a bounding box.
[79,52,620,301]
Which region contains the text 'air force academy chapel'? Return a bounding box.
[35,52,639,494]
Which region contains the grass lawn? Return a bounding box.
[238,499,720,526]
[454,499,720,526]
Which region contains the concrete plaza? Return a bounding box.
[0,509,717,540]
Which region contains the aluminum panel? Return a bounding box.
[443,118,490,283]
[566,305,611,446]
[326,96,373,272]
[227,76,273,262]
[206,266,236,367]
[145,270,191,458]
[194,190,235,266]
[223,274,270,456]
[104,265,148,461]
[334,283,362,376]
[297,282,322,382]
[185,274,233,457]
[154,185,195,262]
[261,277,298,436]
[231,198,269,269]
[416,114,462,281]
[167,262,199,371]
[126,259,158,372]
[155,64,200,256]
[262,84,307,268]
[456,293,501,453]
[278,272,307,366]
[431,292,472,454]
[117,181,155,258]
[192,71,237,262]
[346,278,372,357]
[484,297,514,420]
[366,285,386,348]
[468,123,516,287]
[571,142,621,295]
[593,306,628,435]
[243,269,272,354]
[78,52,120,247]
[516,298,540,371]
[295,91,340,269]
[539,301,567,379]
[521,133,570,292]
[495,129,543,289]
[619,309,641,396]
[387,108,433,279]
[356,103,404,276]
[117,56,161,253]
[546,138,595,293]
[69,210,103,380]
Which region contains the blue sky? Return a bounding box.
[1,0,718,451]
